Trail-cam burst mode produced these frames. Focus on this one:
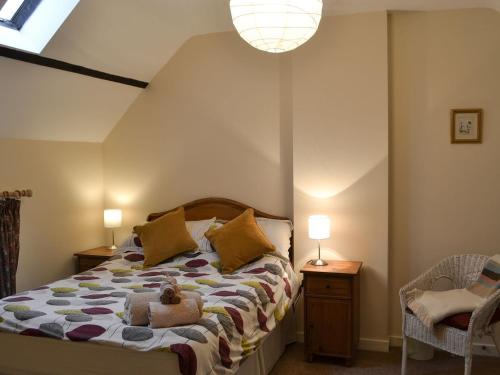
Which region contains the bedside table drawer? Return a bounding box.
[305,276,351,298]
[78,257,106,272]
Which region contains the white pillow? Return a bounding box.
[118,233,142,251]
[186,218,216,252]
[256,217,293,259]
[119,217,217,253]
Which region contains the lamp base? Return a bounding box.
[108,244,117,250]
[309,258,328,266]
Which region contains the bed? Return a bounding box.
[0,198,299,375]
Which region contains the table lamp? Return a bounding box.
[308,215,330,266]
[104,209,122,250]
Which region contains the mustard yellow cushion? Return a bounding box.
[134,207,198,267]
[205,208,275,273]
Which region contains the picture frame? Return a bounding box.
[451,109,483,144]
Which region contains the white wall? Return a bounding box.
[103,32,292,239]
[0,57,140,142]
[292,13,389,348]
[103,13,390,347]
[0,139,104,291]
[389,8,500,336]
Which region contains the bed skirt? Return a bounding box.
[0,306,297,375]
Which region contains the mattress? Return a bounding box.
[0,303,297,375]
[0,247,299,375]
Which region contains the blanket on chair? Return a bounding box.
[408,254,500,328]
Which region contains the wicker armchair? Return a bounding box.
[399,254,500,375]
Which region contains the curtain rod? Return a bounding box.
[1,189,33,198]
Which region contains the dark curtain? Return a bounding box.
[0,199,21,298]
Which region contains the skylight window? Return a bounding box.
[0,0,24,21]
[0,0,79,53]
[0,0,41,30]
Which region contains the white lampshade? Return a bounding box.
[104,209,122,228]
[308,215,330,240]
[230,0,323,53]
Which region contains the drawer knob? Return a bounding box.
[325,284,331,289]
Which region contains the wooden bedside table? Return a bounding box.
[74,246,114,273]
[301,260,362,364]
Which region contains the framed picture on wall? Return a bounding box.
[451,109,483,143]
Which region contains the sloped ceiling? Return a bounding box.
[0,0,232,142]
[0,0,498,142]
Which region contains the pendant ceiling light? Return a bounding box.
[230,0,323,54]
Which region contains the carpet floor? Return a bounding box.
[270,343,500,374]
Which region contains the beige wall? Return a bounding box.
[103,32,292,239]
[0,56,140,142]
[389,8,500,336]
[292,13,390,348]
[104,13,390,347]
[0,139,104,291]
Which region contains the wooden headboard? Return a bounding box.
[147,197,294,266]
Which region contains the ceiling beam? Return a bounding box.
[0,46,149,89]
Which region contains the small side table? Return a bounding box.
[301,260,362,364]
[74,246,114,273]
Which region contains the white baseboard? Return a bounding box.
[389,335,499,357]
[472,342,499,357]
[389,335,403,347]
[296,331,390,352]
[297,332,498,356]
[358,338,390,352]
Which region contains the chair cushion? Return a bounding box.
[406,307,500,331]
[440,308,500,331]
